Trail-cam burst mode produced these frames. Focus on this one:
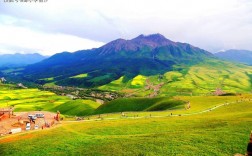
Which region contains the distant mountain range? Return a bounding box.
[0,53,47,67]
[22,34,214,87]
[215,49,252,65]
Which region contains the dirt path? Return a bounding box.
[64,99,250,123]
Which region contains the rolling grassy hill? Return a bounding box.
[0,95,251,155]
[54,100,100,116]
[95,97,186,114]
[99,59,252,96]
[0,84,100,116]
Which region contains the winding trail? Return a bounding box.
[65,99,251,123]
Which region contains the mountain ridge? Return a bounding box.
[215,49,252,65]
[0,53,47,67]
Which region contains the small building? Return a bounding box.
[0,107,14,120]
[17,83,27,89]
[96,99,104,104]
[0,77,6,83]
[66,94,77,100]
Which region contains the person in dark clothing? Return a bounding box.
[247,131,252,156]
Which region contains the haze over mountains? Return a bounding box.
[0,53,47,67]
[215,49,252,65]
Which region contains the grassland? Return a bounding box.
[54,99,100,116]
[85,95,250,120]
[100,59,252,97]
[130,75,147,87]
[95,97,186,114]
[99,76,125,91]
[1,50,252,155]
[0,84,186,117]
[0,84,100,116]
[43,82,57,87]
[70,73,88,79]
[0,95,251,156]
[39,77,54,81]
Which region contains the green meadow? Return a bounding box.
[0,97,251,156]
[95,97,186,114]
[99,60,252,96]
[0,85,100,116]
[70,73,88,79]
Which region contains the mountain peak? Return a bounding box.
[131,33,174,48]
[147,33,166,39]
[133,33,168,41]
[99,34,173,54]
[98,33,211,57]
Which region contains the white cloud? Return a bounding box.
[0,25,104,55]
[0,0,252,54]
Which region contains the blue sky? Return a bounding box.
[0,0,252,55]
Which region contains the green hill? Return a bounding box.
[53,100,100,116]
[95,97,186,114]
[0,84,100,116]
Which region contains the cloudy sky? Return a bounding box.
[0,0,252,55]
